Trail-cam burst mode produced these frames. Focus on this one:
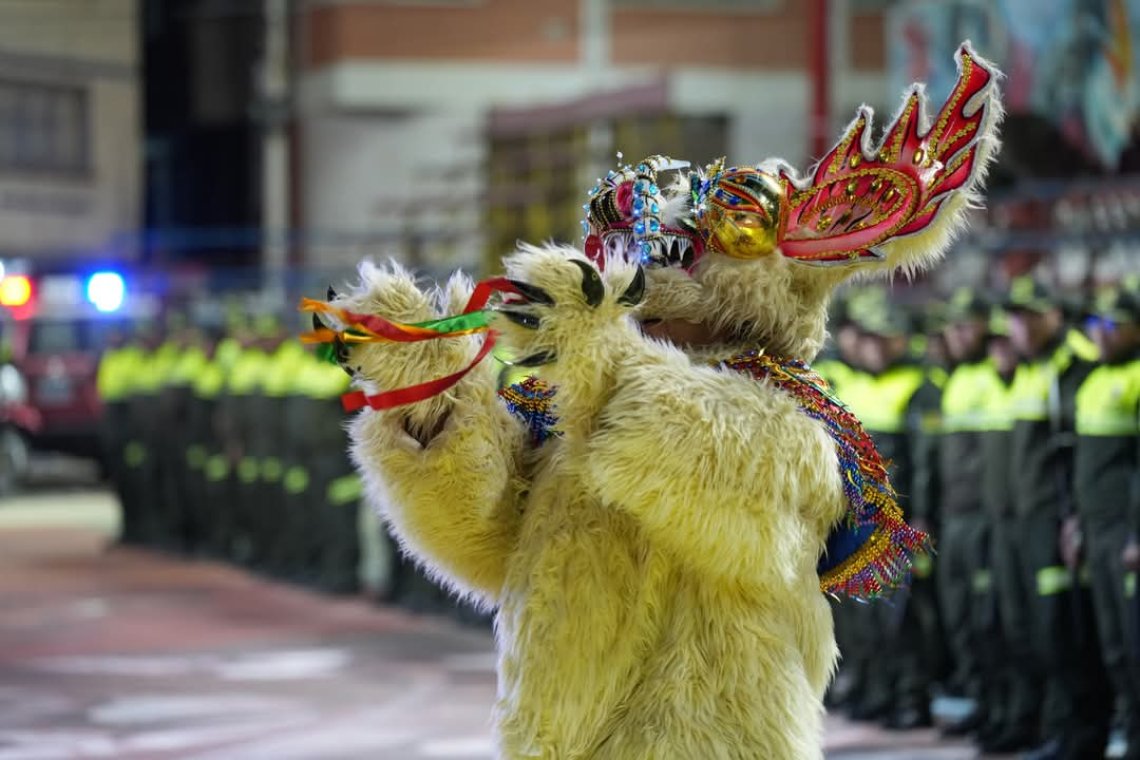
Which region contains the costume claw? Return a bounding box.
[507,280,555,306]
[618,266,646,307]
[514,351,557,367]
[571,260,605,308]
[498,309,541,330]
[333,337,355,377]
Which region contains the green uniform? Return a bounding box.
[1003,334,1112,757]
[186,351,226,556]
[97,344,143,542]
[127,342,179,547]
[259,341,308,578]
[1074,352,1140,755]
[841,361,942,719]
[160,343,207,551]
[937,358,1004,705]
[284,355,362,593]
[975,366,1036,743]
[221,344,270,566]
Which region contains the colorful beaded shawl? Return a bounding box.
[716,349,931,600]
[499,350,931,602]
[499,377,561,447]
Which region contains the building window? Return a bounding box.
[0,80,89,177]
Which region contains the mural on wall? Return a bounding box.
[890,0,1140,169]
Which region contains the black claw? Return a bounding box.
[515,351,557,367]
[498,309,541,330]
[333,337,355,377]
[507,279,555,306]
[571,260,605,308]
[312,313,325,332]
[327,285,338,302]
[618,265,646,307]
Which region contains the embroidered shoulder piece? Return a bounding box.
[499,377,561,447]
[717,349,932,601]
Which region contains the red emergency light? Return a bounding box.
[0,276,31,307]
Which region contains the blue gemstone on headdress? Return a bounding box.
[650,203,659,214]
[633,198,644,211]
[638,164,648,172]
[634,221,646,235]
[581,220,589,232]
[649,184,658,195]
[640,241,653,254]
[634,180,646,193]
[632,208,642,218]
[650,219,660,232]
[589,186,600,195]
[730,196,740,205]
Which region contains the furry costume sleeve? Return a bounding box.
[337,263,528,606]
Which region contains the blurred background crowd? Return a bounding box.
[0,0,1138,758]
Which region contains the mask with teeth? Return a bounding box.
[582,154,704,272]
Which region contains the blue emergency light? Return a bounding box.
[86,272,125,312]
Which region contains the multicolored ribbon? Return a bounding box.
[299,277,522,411]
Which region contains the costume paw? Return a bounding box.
[493,244,644,372]
[330,261,481,429]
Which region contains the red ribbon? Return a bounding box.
[341,330,500,412]
[331,277,524,412]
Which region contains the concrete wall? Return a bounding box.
[0,0,140,261]
[295,0,891,270]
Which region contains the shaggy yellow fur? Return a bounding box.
[341,46,1001,758]
[344,252,844,758]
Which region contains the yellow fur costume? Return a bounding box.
[333,44,1002,759]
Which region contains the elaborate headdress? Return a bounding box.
[602,44,999,273]
[581,154,703,269]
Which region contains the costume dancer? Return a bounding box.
[303,43,1002,759]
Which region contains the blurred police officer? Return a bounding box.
[969,307,1030,752]
[125,320,178,547]
[1003,276,1111,760]
[159,319,208,552]
[202,325,242,559]
[259,327,307,579]
[1074,286,1140,759]
[934,288,997,732]
[220,321,272,566]
[96,326,138,540]
[841,301,941,728]
[183,331,226,557]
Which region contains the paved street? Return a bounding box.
[0,488,984,759]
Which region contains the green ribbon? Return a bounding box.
[315,312,491,365]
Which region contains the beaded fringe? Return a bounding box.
[717,349,932,601]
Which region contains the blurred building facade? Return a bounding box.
[0,0,140,267]
[293,0,893,274]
